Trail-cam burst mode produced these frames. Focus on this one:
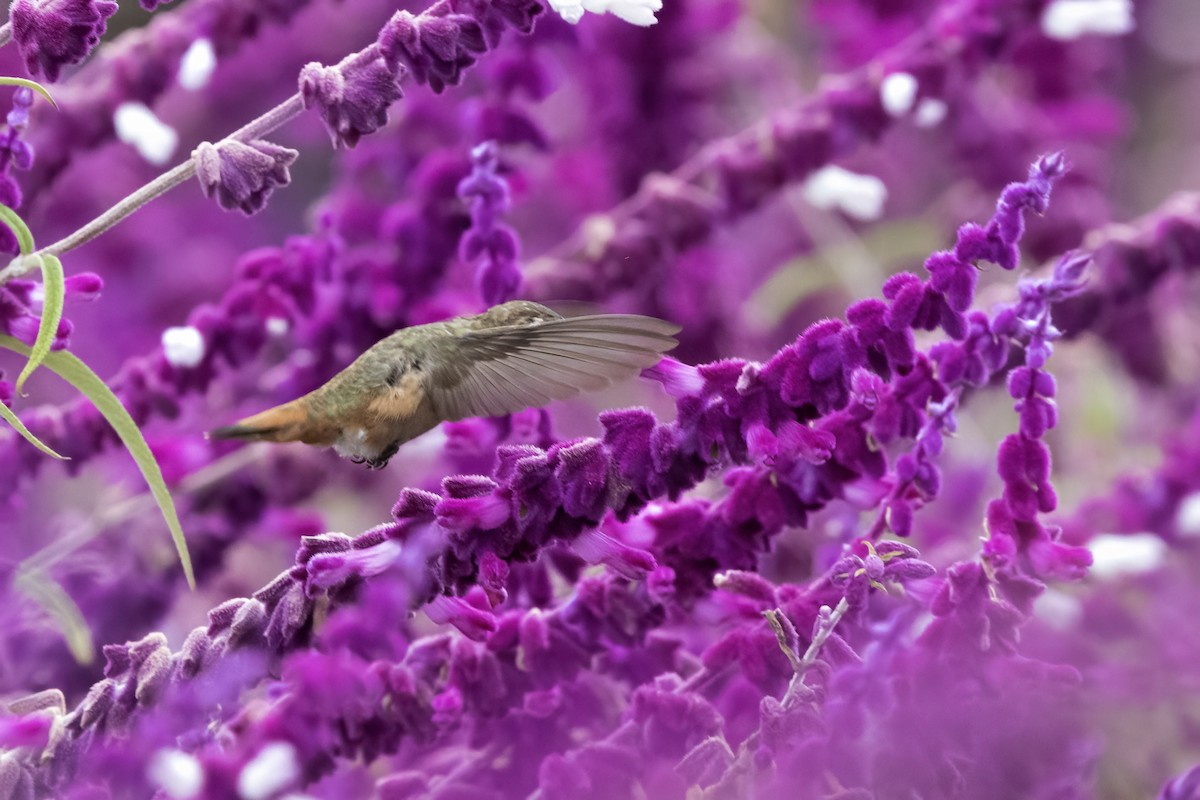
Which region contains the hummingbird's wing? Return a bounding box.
[421,314,680,422]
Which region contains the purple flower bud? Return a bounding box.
[297,532,353,564]
[77,679,116,731]
[193,139,298,215]
[228,598,268,646]
[175,627,209,680]
[207,597,247,634]
[300,55,404,149]
[10,0,118,82]
[392,488,440,522]
[925,251,978,314]
[63,272,103,301]
[265,582,311,651]
[133,642,173,705]
[863,553,886,581]
[996,434,1057,520]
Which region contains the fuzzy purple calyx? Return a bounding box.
[193,139,298,215]
[10,0,119,82]
[299,56,405,149]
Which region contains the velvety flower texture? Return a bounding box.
[4,152,1080,798]
[378,0,544,94]
[300,54,405,149]
[10,0,118,82]
[1,0,1198,797]
[193,138,298,215]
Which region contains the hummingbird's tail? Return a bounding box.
[207,400,309,443]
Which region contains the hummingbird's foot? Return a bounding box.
[348,455,366,465]
[366,440,401,470]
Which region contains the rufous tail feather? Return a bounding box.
[207,400,308,443]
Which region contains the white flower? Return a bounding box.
[114,102,178,166]
[161,326,206,369]
[1176,492,1200,537]
[1087,533,1166,579]
[914,98,948,128]
[802,165,887,221]
[178,38,217,90]
[548,0,661,26]
[148,750,204,800]
[238,743,300,800]
[1041,0,1134,40]
[880,72,918,117]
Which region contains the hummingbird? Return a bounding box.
[207,301,681,469]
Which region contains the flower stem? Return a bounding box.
[0,43,381,284]
[783,595,851,708]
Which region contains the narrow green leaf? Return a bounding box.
[14,568,94,664]
[0,397,67,459]
[16,254,64,394]
[0,336,195,588]
[0,204,34,255]
[0,77,57,109]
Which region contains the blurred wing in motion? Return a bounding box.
[422,314,680,422]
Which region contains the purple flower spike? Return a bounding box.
[378,8,487,94]
[193,139,299,215]
[300,56,405,149]
[10,0,118,82]
[458,141,523,305]
[0,89,36,256]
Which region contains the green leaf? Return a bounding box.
[0,77,57,109]
[0,397,67,459]
[0,204,34,255]
[14,567,94,664]
[0,336,195,588]
[16,254,64,394]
